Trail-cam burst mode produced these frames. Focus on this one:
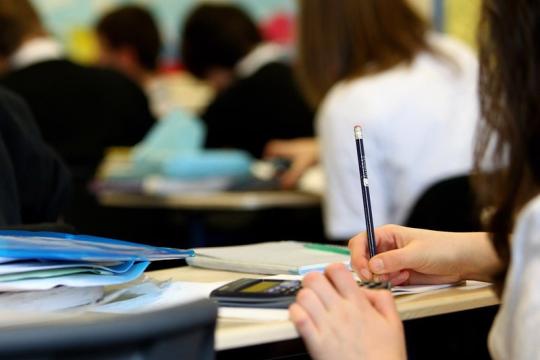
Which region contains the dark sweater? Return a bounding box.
[202,62,314,158]
[1,60,155,182]
[0,87,70,226]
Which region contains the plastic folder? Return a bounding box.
[0,231,194,262]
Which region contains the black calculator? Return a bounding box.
[210,278,391,308]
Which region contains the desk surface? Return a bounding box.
[98,190,321,210]
[147,266,499,351]
[96,147,321,211]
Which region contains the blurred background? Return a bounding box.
[32,0,481,67]
[0,0,484,251]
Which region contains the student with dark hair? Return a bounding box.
[0,0,154,182]
[96,5,161,87]
[291,0,540,359]
[96,5,200,118]
[96,5,161,76]
[181,3,314,159]
[0,86,69,226]
[0,0,154,232]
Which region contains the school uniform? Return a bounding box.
[0,38,155,234]
[0,38,155,182]
[202,43,314,159]
[318,33,479,239]
[489,194,540,359]
[0,87,69,225]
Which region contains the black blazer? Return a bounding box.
[0,87,70,226]
[202,62,314,159]
[1,60,155,182]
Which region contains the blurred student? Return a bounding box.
[96,5,160,89]
[181,3,314,159]
[290,0,479,240]
[291,1,540,359]
[96,5,175,118]
[0,0,155,184]
[0,0,155,233]
[0,86,69,226]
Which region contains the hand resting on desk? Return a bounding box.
[264,138,319,189]
[289,263,406,360]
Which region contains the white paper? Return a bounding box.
[0,261,128,275]
[144,281,226,311]
[0,262,148,291]
[463,280,491,289]
[90,279,291,322]
[392,283,455,295]
[0,286,104,312]
[264,275,462,296]
[90,280,291,322]
[218,307,290,321]
[90,280,226,314]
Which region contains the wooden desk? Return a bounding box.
[147,267,499,351]
[96,147,321,211]
[98,191,321,211]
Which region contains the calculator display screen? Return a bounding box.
[241,281,281,293]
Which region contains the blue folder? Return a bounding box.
[0,231,194,262]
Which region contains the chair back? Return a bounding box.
[0,299,217,360]
[405,175,482,232]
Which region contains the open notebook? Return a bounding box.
[186,241,350,275]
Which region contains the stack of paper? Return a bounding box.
[186,241,351,275]
[0,230,194,299]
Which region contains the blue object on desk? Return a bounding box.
[0,230,194,262]
[129,109,253,180]
[131,110,205,175]
[163,150,253,179]
[134,110,205,160]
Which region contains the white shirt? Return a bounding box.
[489,194,540,359]
[9,37,63,70]
[235,42,287,78]
[317,33,479,239]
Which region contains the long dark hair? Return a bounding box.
[475,0,540,294]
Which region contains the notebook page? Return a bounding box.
[192,241,350,273]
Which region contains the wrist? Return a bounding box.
[457,233,502,282]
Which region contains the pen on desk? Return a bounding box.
[354,125,377,258]
[304,243,351,255]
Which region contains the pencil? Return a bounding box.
[354,125,377,258]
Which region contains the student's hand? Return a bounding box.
[263,138,319,189]
[349,225,501,285]
[290,263,406,360]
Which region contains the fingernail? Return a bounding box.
[371,258,384,272]
[360,268,372,280]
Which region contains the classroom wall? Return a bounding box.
[31,0,296,65]
[31,0,480,65]
[445,0,482,48]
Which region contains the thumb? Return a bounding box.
[368,247,419,275]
